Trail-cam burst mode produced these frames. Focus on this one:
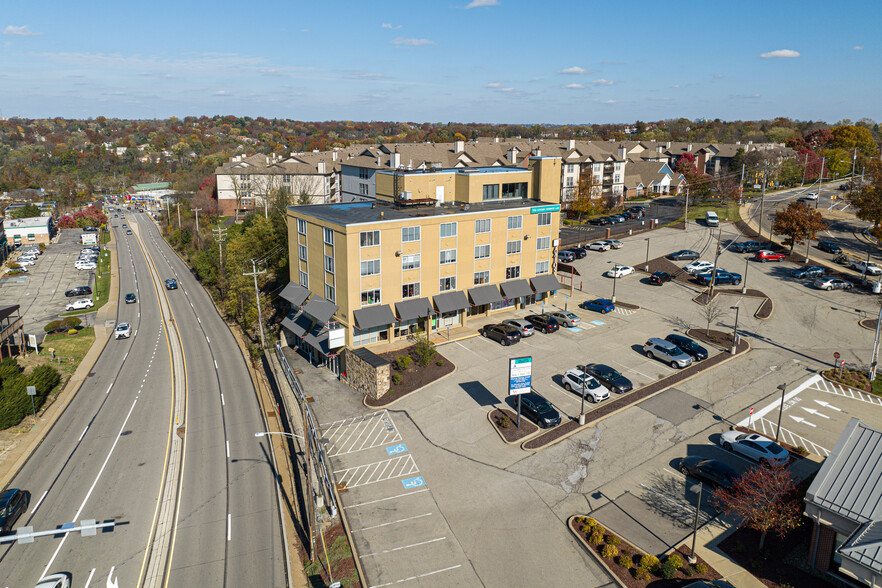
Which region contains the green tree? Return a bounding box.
[822,148,853,178]
[568,170,604,221]
[831,125,877,157]
[772,201,827,252]
[8,203,41,218]
[855,160,882,239]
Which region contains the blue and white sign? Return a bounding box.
[509,356,532,396]
[530,204,561,214]
[386,443,408,456]
[401,476,426,489]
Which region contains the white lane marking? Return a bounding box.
[737,375,822,426]
[123,352,128,361]
[370,564,463,587]
[344,488,429,509]
[106,565,118,588]
[227,513,232,541]
[134,330,138,337]
[789,415,817,427]
[41,398,139,578]
[221,394,225,406]
[226,440,230,458]
[106,384,113,395]
[31,490,48,514]
[205,336,210,344]
[84,568,95,588]
[353,513,434,533]
[78,426,89,441]
[197,317,201,324]
[360,537,446,558]
[814,400,842,411]
[214,360,218,370]
[802,407,829,419]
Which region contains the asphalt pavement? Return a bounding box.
[559,196,684,246]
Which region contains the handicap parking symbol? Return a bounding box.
[401,476,425,489]
[590,320,606,326]
[386,443,408,456]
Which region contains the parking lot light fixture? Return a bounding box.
[742,258,749,294]
[644,238,651,272]
[579,373,587,425]
[775,383,787,442]
[689,481,703,564]
[730,306,740,355]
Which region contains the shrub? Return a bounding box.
[592,523,606,536]
[436,360,444,366]
[632,567,651,582]
[588,531,604,544]
[681,565,693,577]
[660,560,677,579]
[391,374,402,385]
[0,374,33,429]
[60,317,81,330]
[639,554,660,573]
[395,355,412,371]
[694,562,708,574]
[30,364,60,395]
[412,338,437,366]
[605,534,621,546]
[583,517,597,529]
[0,358,21,383]
[794,445,809,456]
[44,321,61,333]
[667,553,683,570]
[67,329,77,336]
[615,555,632,569]
[497,413,511,429]
[601,544,618,559]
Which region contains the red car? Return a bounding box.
[755,250,786,262]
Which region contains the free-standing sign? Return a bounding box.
[508,356,532,396]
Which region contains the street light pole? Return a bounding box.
[612,271,618,304]
[730,306,740,355]
[758,161,768,240]
[689,482,703,564]
[870,305,882,382]
[579,369,587,425]
[742,258,749,294]
[775,383,787,442]
[644,238,650,272]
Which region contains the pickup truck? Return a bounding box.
[851,260,882,276]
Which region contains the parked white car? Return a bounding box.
[18,258,36,267]
[719,431,790,466]
[605,265,635,278]
[803,192,819,200]
[587,241,611,252]
[114,322,131,339]
[561,369,610,403]
[684,260,715,274]
[75,264,97,272]
[66,298,94,311]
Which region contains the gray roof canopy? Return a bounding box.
[353,305,396,330]
[395,298,434,322]
[279,282,310,307]
[468,284,502,306]
[500,279,533,299]
[304,326,333,355]
[302,296,339,325]
[531,275,562,294]
[433,290,469,313]
[281,311,313,337]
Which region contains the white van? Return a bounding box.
[705,211,719,227]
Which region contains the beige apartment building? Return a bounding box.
[280,157,564,367]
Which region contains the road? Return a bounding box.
[0,211,285,587]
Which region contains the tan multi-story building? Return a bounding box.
[280,157,564,369]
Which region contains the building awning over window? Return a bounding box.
[530,274,562,294]
[279,282,310,307]
[304,326,334,355]
[395,298,434,322]
[467,284,503,306]
[281,311,313,337]
[353,305,396,330]
[302,296,338,325]
[500,279,533,299]
[433,291,470,314]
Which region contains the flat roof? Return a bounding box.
[376,166,529,177]
[288,199,558,226]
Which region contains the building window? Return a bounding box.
[506,266,520,279]
[536,236,550,250]
[482,184,499,200]
[440,249,457,264]
[506,240,522,255]
[566,177,574,187]
[474,244,490,259]
[299,244,307,261]
[361,289,380,305]
[360,259,380,276]
[325,284,335,302]
[507,215,522,230]
[358,168,369,179]
[536,260,550,275]
[502,183,528,199]
[299,271,308,287]
[359,183,369,195]
[475,218,491,233]
[353,325,388,346]
[323,227,334,245]
[439,276,456,292]
[439,222,457,238]
[360,230,380,247]
[474,270,490,285]
[537,212,551,226]
[401,254,420,270]
[297,218,306,234]
[401,226,420,242]
[284,175,292,183]
[614,174,621,183]
[324,255,335,274]
[402,282,420,298]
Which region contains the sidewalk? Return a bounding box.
[0,232,119,490]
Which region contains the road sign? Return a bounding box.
[26,386,36,397]
[834,352,840,359]
[508,356,532,396]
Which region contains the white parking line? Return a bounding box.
[334,454,419,488]
[811,377,882,406]
[353,512,434,533]
[609,359,654,381]
[360,536,447,558]
[751,417,830,456]
[325,411,402,457]
[370,564,463,587]
[343,488,429,509]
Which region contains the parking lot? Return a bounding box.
[0,230,100,334]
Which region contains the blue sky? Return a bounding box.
[1,0,878,123]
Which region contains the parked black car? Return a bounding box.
[480,323,521,346]
[649,271,672,286]
[518,392,562,428]
[0,488,29,534]
[730,241,769,253]
[566,247,588,259]
[818,241,842,254]
[665,334,709,361]
[792,266,825,279]
[695,270,741,286]
[667,249,699,261]
[524,313,560,334]
[581,363,633,394]
[588,217,611,226]
[65,286,92,297]
[677,457,739,489]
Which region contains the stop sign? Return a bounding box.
[834,352,841,359]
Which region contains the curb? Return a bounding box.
[859,318,878,331]
[363,363,458,409]
[819,370,873,396]
[486,409,541,446]
[566,515,627,588]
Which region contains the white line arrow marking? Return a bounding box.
[789,415,817,427]
[814,400,842,411]
[106,566,118,588]
[802,407,830,419]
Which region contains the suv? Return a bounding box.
[557,250,576,263]
[114,322,132,339]
[792,266,824,279]
[562,369,610,403]
[480,323,521,346]
[524,313,560,334]
[0,488,29,534]
[649,271,672,286]
[65,286,92,297]
[730,241,766,253]
[582,363,633,394]
[755,250,786,262]
[818,241,842,254]
[66,298,94,311]
[695,270,741,286]
[519,392,561,428]
[643,338,693,368]
[664,334,708,361]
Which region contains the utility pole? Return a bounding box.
[244,259,268,349]
[212,225,227,275]
[758,161,768,240]
[708,226,723,302]
[684,188,689,227]
[190,207,202,248]
[871,304,882,382]
[801,153,808,186]
[851,147,858,182]
[739,164,746,204]
[165,197,171,227]
[175,203,181,230]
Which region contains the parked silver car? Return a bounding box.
[643,337,693,368]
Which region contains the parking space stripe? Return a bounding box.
[360,537,447,558]
[325,411,404,456]
[753,417,830,456]
[370,564,463,587]
[809,376,882,406]
[343,489,428,509]
[353,513,434,533]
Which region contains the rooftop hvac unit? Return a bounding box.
[400,191,412,200]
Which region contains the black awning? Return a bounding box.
[467,284,503,306]
[433,290,470,314]
[353,305,396,330]
[500,279,533,299]
[302,296,339,325]
[281,311,313,337]
[530,274,562,294]
[279,282,310,307]
[395,298,434,322]
[304,326,332,355]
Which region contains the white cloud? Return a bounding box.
[853,45,864,50]
[759,49,800,59]
[381,23,402,29]
[465,0,499,8]
[485,82,502,88]
[214,91,230,96]
[391,37,435,46]
[347,73,389,80]
[564,83,584,89]
[591,78,614,86]
[713,74,725,79]
[598,99,616,104]
[558,66,589,75]
[3,25,42,36]
[671,84,680,88]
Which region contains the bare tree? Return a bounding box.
[228,174,248,221]
[252,174,282,218]
[701,297,728,335]
[291,175,321,205]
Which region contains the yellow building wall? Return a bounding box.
[528,157,563,204]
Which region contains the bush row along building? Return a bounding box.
[214,137,788,216]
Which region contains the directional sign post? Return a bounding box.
[26,385,36,419]
[509,356,532,428]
